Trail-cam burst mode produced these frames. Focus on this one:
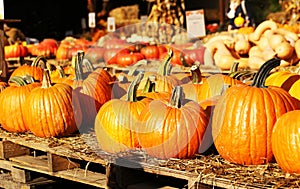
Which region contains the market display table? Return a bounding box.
[0,127,299,189]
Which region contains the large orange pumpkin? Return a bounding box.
[137,86,209,159]
[94,73,153,153]
[212,58,300,165]
[24,70,82,137]
[0,76,41,133]
[265,71,300,91]
[272,110,300,174]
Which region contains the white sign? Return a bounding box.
[88,12,96,28]
[107,17,115,32]
[186,9,206,38]
[0,0,4,19]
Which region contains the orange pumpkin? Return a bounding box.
[0,76,41,133]
[24,70,82,137]
[272,110,300,174]
[94,73,153,153]
[137,86,209,159]
[212,58,300,165]
[265,71,300,92]
[9,55,45,82]
[4,42,28,59]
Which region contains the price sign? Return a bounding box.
[0,0,4,19]
[186,9,206,38]
[107,17,115,32]
[88,12,96,28]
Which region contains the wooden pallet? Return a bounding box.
[0,128,298,189]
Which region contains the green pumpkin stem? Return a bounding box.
[142,75,156,93]
[74,51,85,81]
[126,72,144,102]
[158,48,173,76]
[41,69,52,88]
[9,76,28,86]
[251,58,281,88]
[169,86,183,108]
[31,55,47,69]
[190,64,202,84]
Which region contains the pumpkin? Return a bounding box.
[138,48,181,93]
[140,45,161,60]
[71,51,113,132]
[137,86,209,159]
[94,73,153,153]
[265,70,300,91]
[116,51,145,67]
[9,55,45,82]
[30,38,58,58]
[181,64,205,103]
[212,58,300,165]
[4,42,28,59]
[289,79,300,101]
[272,110,300,174]
[0,76,41,133]
[24,69,82,137]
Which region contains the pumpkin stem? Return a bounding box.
[9,76,29,86]
[82,58,95,72]
[74,50,85,81]
[158,48,173,76]
[142,75,156,93]
[190,64,202,84]
[127,59,147,76]
[251,58,281,88]
[56,65,68,78]
[168,86,183,108]
[126,72,144,102]
[41,69,52,88]
[31,55,47,69]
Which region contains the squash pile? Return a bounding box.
[2,23,300,176]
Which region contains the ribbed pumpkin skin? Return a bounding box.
[0,82,8,93]
[272,110,300,174]
[265,71,300,91]
[212,85,300,165]
[0,83,41,133]
[289,79,300,100]
[24,83,81,137]
[94,97,152,153]
[137,100,209,159]
[198,74,243,101]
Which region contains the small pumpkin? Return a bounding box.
[137,86,209,159]
[212,58,300,165]
[272,110,300,174]
[4,42,28,59]
[9,55,45,82]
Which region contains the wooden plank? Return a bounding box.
[11,166,31,183]
[48,153,80,172]
[0,140,30,159]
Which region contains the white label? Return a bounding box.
[88,12,96,28]
[186,9,206,38]
[107,17,115,32]
[0,0,4,19]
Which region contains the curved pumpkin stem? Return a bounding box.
[158,48,173,76]
[9,76,29,86]
[168,86,183,108]
[251,58,281,88]
[74,51,85,81]
[41,69,52,88]
[82,58,95,72]
[31,55,47,69]
[190,64,202,84]
[126,72,144,102]
[55,65,68,78]
[142,75,156,93]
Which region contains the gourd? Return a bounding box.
[212,58,300,165]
